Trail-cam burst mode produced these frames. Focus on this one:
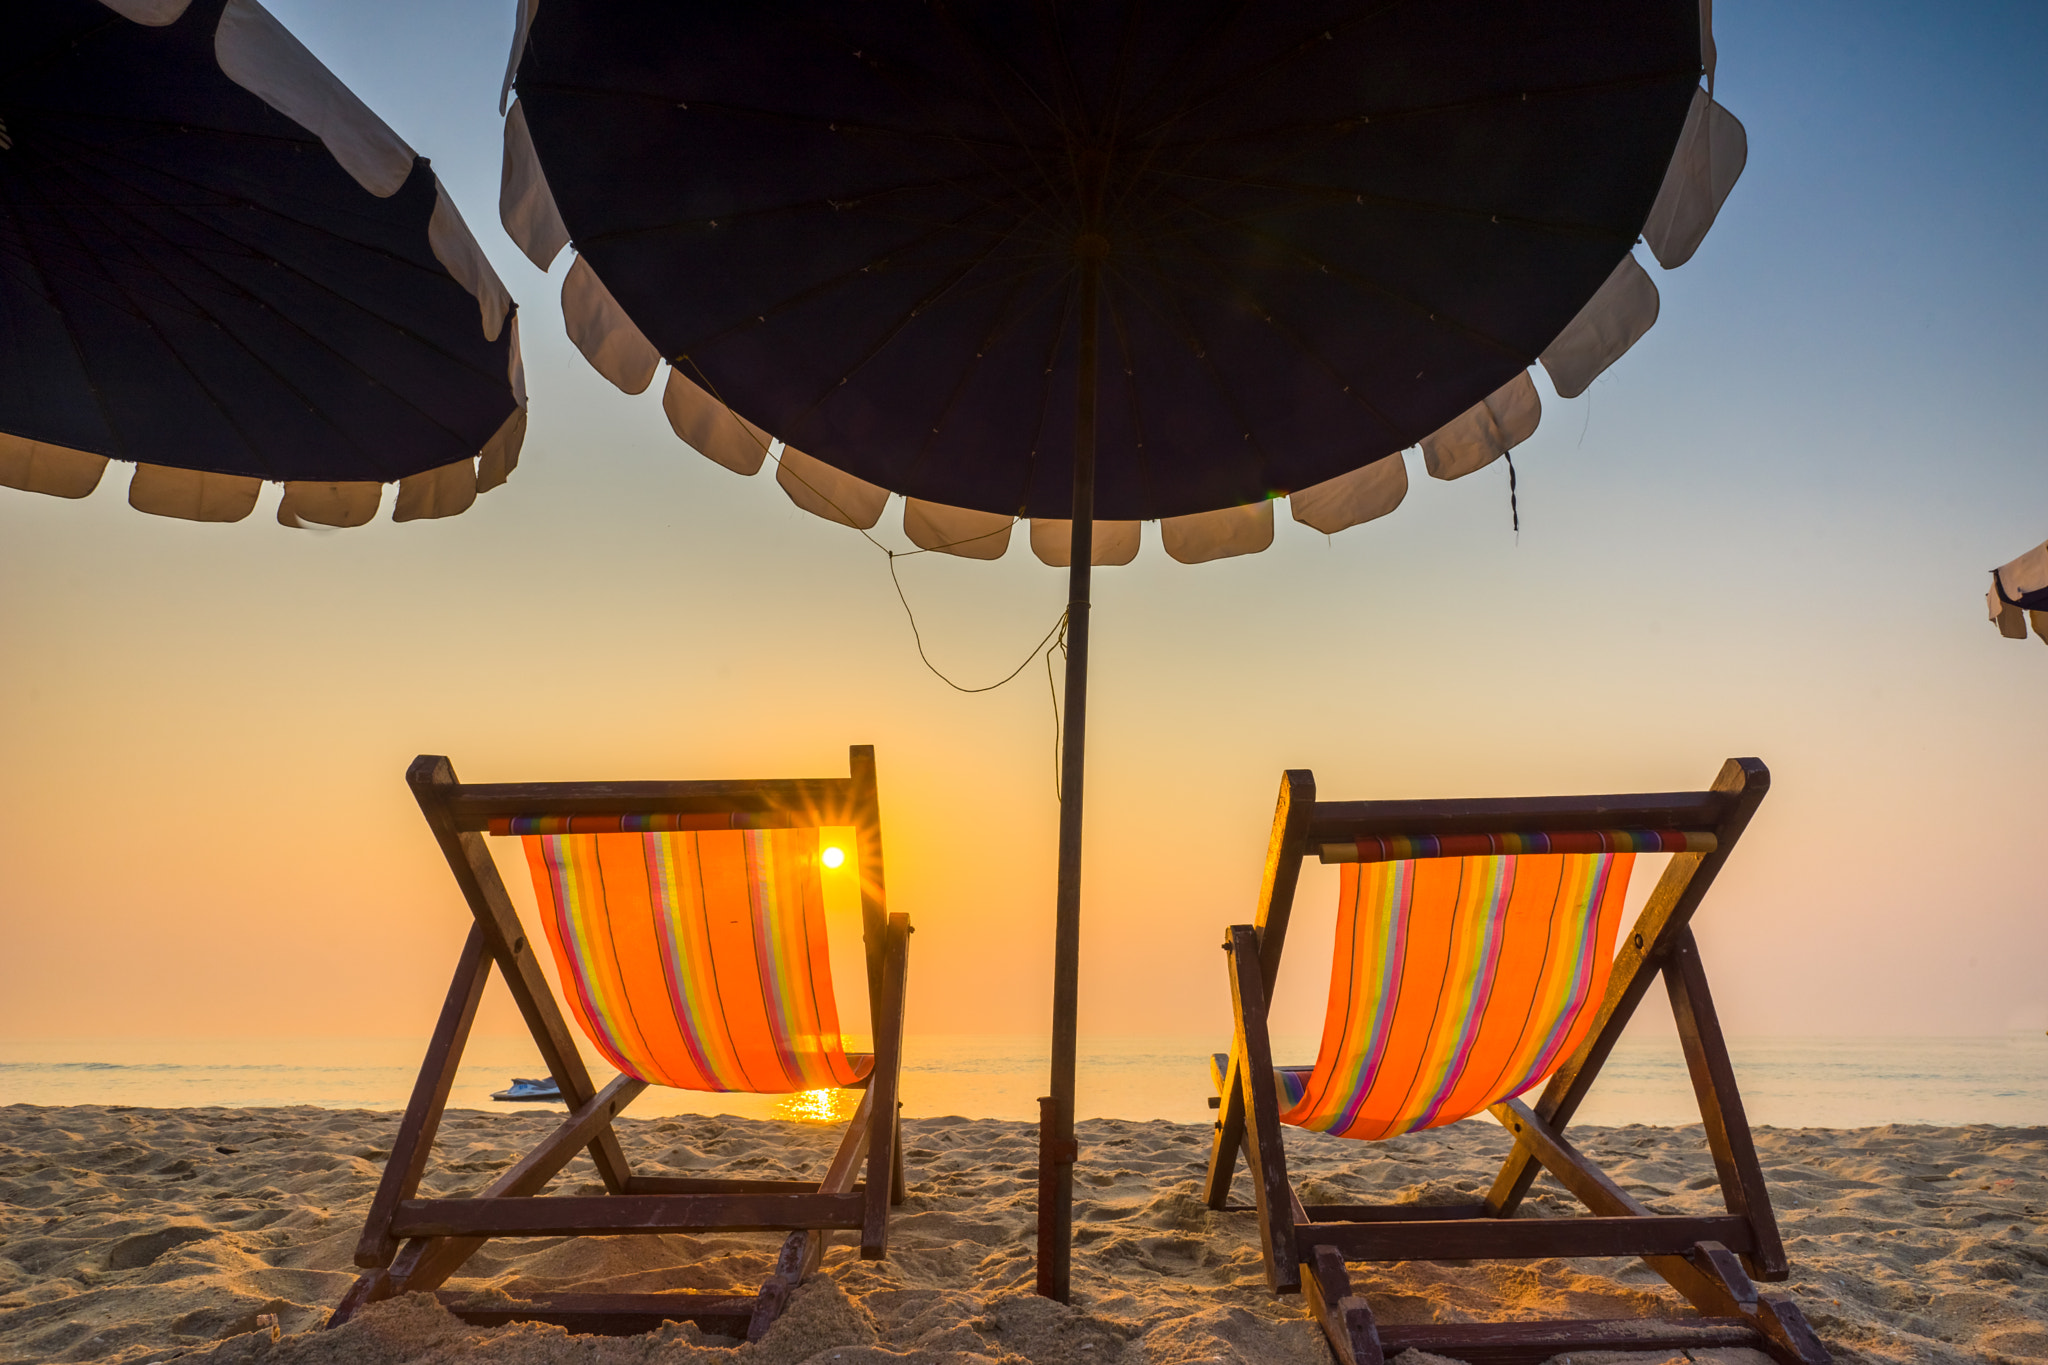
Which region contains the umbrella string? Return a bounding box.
[1046,614,1068,802]
[684,357,1074,797]
[888,549,1071,801]
[1505,450,1519,541]
[885,549,1067,694]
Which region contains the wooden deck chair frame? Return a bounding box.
[329,745,909,1343]
[1205,758,1832,1365]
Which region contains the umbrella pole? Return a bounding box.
[1038,244,1103,1303]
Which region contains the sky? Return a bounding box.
[2,1,2044,1058]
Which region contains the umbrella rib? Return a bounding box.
[1098,269,1160,517]
[863,12,1077,233]
[729,211,1043,446]
[920,5,1068,135]
[1137,64,1701,151]
[667,190,1055,356]
[1167,233,1408,446]
[1034,0,1092,140]
[35,126,511,390]
[1105,0,1263,147]
[571,167,1016,236]
[1140,185,1531,362]
[894,269,1037,492]
[30,148,490,476]
[3,11,128,85]
[59,135,513,394]
[1098,0,1149,150]
[1108,29,1691,235]
[517,81,1033,156]
[890,217,1093,506]
[7,165,284,478]
[0,178,128,459]
[816,4,1065,135]
[1115,245,1276,495]
[578,173,1047,251]
[17,104,363,158]
[1116,90,1692,247]
[1122,172,1638,244]
[1124,0,1412,142]
[1007,261,1080,520]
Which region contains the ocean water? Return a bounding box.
[1,1033,2043,1129]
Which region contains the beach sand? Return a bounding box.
[1,1105,2041,1365]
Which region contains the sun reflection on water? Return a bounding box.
[775,1087,860,1124]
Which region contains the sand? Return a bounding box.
[0,1105,2042,1365]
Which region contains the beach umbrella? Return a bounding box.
[495,0,1746,1298]
[2,0,525,528]
[1988,538,2048,644]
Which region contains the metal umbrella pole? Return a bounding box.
[1038,235,1104,1303]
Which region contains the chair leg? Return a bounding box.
[353,927,492,1273]
[1226,925,1300,1295]
[742,1082,879,1341]
[746,1233,808,1342]
[1665,1239,1831,1365]
[326,1269,392,1328]
[1665,927,1788,1280]
[1304,1246,1384,1365]
[1204,1055,1248,1209]
[860,915,909,1259]
[1756,1296,1833,1365]
[891,1104,907,1205]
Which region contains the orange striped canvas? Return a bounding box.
[1281,852,1632,1140]
[520,827,869,1093]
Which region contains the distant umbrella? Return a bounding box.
[497,0,1746,1298]
[1988,538,2048,644]
[2,0,525,528]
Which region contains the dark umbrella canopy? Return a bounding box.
[516,0,1698,521]
[500,0,1741,1303]
[2,0,523,521]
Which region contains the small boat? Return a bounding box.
[491,1077,563,1102]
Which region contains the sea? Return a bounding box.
[2,1033,2044,1129]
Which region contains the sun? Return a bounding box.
[777,1088,859,1124]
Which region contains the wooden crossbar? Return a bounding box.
[1298,1214,1756,1263]
[1301,1203,1492,1223]
[442,777,857,829]
[1318,829,1716,864]
[390,1192,868,1239]
[1376,1317,1772,1365]
[624,1176,849,1196]
[437,1292,757,1339]
[1306,788,1731,841]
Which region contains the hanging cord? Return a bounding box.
[1504,450,1520,541]
[1045,614,1069,800]
[677,357,1071,789]
[888,550,1067,692]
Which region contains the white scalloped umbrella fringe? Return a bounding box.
[508,3,1741,566]
[0,0,526,528]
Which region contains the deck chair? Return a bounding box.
[1205,758,1832,1365]
[330,746,909,1342]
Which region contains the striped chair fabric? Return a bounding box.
[1273,852,1634,1140]
[517,826,869,1093]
